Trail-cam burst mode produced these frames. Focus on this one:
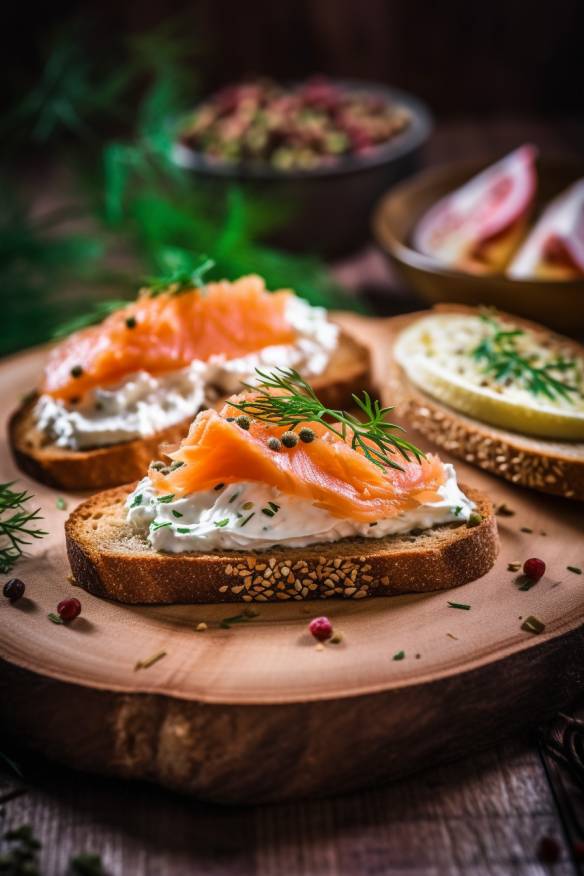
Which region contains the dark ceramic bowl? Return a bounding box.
[373,157,584,335]
[172,81,432,256]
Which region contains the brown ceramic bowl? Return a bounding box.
[373,157,584,335]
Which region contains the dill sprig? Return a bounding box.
[473,314,579,403]
[145,257,215,297]
[229,368,424,470]
[0,482,48,574]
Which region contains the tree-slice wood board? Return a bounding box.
[0,318,583,804]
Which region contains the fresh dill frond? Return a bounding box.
[0,482,48,574]
[229,368,424,471]
[145,256,215,297]
[473,313,579,403]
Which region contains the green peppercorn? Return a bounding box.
[267,437,282,452]
[70,365,83,378]
[236,415,251,430]
[126,316,137,329]
[299,427,315,443]
[281,431,298,448]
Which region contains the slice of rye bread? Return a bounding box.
[385,305,584,501]
[65,484,498,604]
[9,330,369,492]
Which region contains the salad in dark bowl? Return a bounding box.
[173,78,431,255]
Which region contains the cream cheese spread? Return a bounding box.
[35,297,339,450]
[126,464,473,553]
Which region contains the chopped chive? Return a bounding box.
[48,612,64,625]
[448,601,471,610]
[214,483,225,491]
[220,612,254,629]
[517,577,537,592]
[392,650,405,661]
[521,615,545,634]
[56,496,67,510]
[151,521,172,530]
[171,509,183,518]
[130,493,143,507]
[214,518,230,528]
[228,491,240,504]
[262,508,275,517]
[158,494,175,503]
[176,527,191,534]
[169,460,185,471]
[453,505,462,517]
[239,512,255,527]
[567,565,582,575]
[268,501,280,512]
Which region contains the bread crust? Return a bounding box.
[386,306,584,501]
[65,483,498,604]
[9,329,369,491]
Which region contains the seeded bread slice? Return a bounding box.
[9,330,369,492]
[385,306,584,501]
[65,484,497,605]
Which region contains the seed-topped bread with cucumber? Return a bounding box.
[388,305,584,500]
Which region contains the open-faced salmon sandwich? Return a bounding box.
[10,275,369,490]
[66,369,498,604]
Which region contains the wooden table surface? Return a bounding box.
[2,117,584,875]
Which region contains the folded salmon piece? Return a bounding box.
[151,397,447,523]
[43,276,297,401]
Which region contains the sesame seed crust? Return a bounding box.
[65,484,498,605]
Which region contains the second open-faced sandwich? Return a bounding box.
[10,275,368,490]
[65,369,498,604]
[390,305,584,499]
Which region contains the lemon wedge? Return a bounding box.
[394,314,584,440]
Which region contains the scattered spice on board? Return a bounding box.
[507,561,522,572]
[521,616,546,635]
[55,496,67,510]
[520,526,533,534]
[495,503,515,517]
[392,650,405,661]
[134,650,167,670]
[220,607,259,629]
[567,565,582,575]
[446,632,458,640]
[195,622,208,632]
[448,601,471,610]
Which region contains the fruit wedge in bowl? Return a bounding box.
[65,369,498,604]
[508,179,584,279]
[413,145,537,274]
[9,275,368,491]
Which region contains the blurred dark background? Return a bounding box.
[2,0,584,355]
[4,0,584,119]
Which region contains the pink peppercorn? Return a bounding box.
[309,616,333,642]
[57,598,82,623]
[523,558,546,582]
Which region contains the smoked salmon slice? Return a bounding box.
[151,398,447,523]
[43,276,297,401]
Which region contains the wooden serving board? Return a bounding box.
[1,317,583,803]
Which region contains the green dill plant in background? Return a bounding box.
[1,16,362,356]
